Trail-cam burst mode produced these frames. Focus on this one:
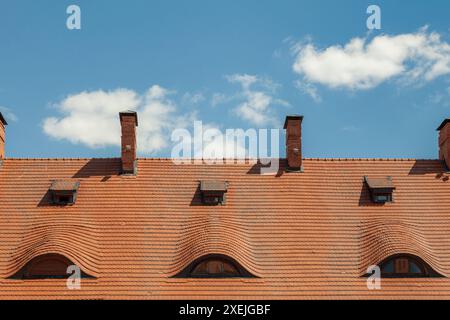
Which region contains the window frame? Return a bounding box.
[9,253,94,280]
[173,254,255,279]
[378,254,439,278]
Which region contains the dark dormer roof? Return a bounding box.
[364,176,395,190]
[200,180,228,192]
[49,179,80,192]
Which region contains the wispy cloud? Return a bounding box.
[292,27,450,92]
[43,86,196,154]
[210,93,229,107]
[294,80,322,103]
[225,74,289,127]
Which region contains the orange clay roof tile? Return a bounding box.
[1,158,450,299]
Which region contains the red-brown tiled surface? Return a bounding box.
[1,158,450,300]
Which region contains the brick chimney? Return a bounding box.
[0,112,7,160]
[119,111,138,175]
[284,115,303,172]
[438,118,450,170]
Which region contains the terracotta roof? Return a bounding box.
[1,158,450,299]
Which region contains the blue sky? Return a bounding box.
[1,0,450,159]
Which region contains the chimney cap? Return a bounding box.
[283,115,303,129]
[119,111,138,127]
[0,112,8,126]
[437,118,450,131]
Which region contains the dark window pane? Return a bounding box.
[409,261,423,274]
[381,260,394,273]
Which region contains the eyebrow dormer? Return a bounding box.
[49,179,80,205]
[364,176,395,203]
[200,180,228,205]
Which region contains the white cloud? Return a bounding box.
[0,106,18,122]
[192,124,249,160]
[202,135,248,160]
[293,28,450,90]
[226,74,289,127]
[43,86,196,154]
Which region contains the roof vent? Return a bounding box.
[200,180,228,205]
[364,176,395,204]
[49,179,80,205]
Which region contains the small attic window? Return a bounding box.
[364,176,395,204]
[10,253,94,280]
[378,255,442,278]
[200,180,228,205]
[173,254,256,278]
[49,180,80,205]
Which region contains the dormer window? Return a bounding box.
[200,180,228,205]
[378,255,441,278]
[173,254,255,278]
[10,253,94,280]
[50,180,80,205]
[364,176,395,204]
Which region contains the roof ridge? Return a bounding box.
[2,157,440,162]
[303,158,439,161]
[2,157,120,161]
